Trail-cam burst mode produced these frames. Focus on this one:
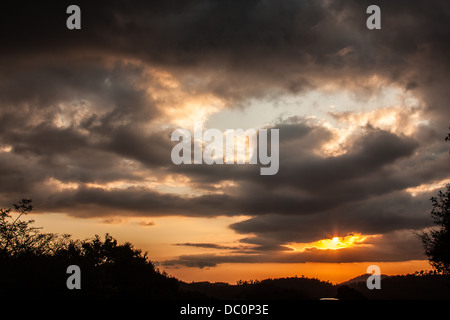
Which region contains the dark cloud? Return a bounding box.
[230,190,433,245]
[2,0,448,99]
[138,221,155,227]
[34,186,221,218]
[173,243,245,251]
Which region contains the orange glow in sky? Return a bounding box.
[165,260,432,285]
[284,233,378,252]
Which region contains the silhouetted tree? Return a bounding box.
[66,233,180,299]
[0,199,71,258]
[1,200,179,299]
[419,129,450,273]
[420,184,450,274]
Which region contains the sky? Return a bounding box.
[0,0,449,284]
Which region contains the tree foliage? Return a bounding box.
[0,199,179,299]
[1,199,71,258]
[420,184,450,274]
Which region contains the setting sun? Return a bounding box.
[284,233,378,252]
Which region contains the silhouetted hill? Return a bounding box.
[340,273,390,285]
[180,276,336,300]
[335,285,368,300]
[178,273,450,300]
[345,273,450,300]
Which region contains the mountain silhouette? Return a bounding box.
[340,273,390,285]
[340,272,450,300]
[178,272,450,300]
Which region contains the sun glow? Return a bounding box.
[284,233,378,252]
